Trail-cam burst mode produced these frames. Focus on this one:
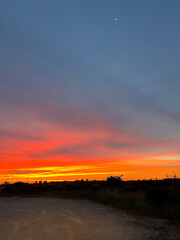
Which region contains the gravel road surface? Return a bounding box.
[0,197,177,240]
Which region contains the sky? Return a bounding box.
[0,0,180,183]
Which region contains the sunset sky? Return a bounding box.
[0,0,180,183]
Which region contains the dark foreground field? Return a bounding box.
[1,178,180,221]
[0,197,179,240]
[0,179,180,240]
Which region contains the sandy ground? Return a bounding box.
[0,197,178,240]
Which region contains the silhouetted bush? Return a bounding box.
[106,175,123,187]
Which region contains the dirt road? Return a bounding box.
[0,197,177,240]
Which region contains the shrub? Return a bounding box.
[106,175,123,187]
